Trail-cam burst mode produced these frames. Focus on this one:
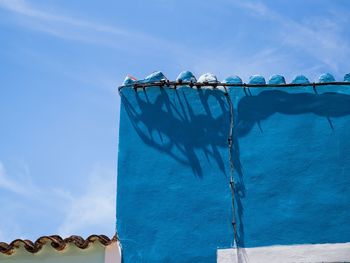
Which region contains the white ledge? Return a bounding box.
[217,242,350,263]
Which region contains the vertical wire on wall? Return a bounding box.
[119,84,239,248]
[223,87,239,247]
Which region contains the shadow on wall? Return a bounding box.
[236,89,350,137]
[233,88,350,248]
[120,87,230,177]
[119,87,350,252]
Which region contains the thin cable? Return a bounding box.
[223,86,239,247]
[119,84,240,245]
[118,81,350,91]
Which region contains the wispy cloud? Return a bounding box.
[0,0,129,37]
[0,161,36,196]
[57,163,116,237]
[233,0,270,17]
[171,0,350,81]
[1,0,348,80]
[185,47,289,82]
[0,160,116,241]
[228,0,350,78]
[280,18,350,75]
[0,0,168,49]
[0,219,22,242]
[0,0,197,81]
[0,161,37,242]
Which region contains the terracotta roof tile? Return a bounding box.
[0,234,117,255]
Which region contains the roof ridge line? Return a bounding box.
[0,234,118,255]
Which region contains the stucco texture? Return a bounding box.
[117,87,233,262]
[117,84,350,262]
[230,85,350,248]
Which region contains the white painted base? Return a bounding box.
[217,242,350,263]
[105,241,122,263]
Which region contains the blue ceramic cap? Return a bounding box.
[142,71,167,83]
[176,71,197,82]
[292,75,310,84]
[123,75,138,85]
[268,74,286,85]
[318,73,335,83]
[343,73,350,82]
[197,73,218,83]
[223,75,243,84]
[249,75,266,85]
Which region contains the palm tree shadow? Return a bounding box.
[120,87,230,177]
[120,88,350,250]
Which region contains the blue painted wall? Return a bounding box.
[117,74,350,262]
[231,85,350,248]
[117,87,233,262]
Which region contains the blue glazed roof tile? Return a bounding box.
[268,74,286,85]
[142,71,167,83]
[318,73,335,83]
[248,75,266,85]
[292,75,310,84]
[223,75,243,84]
[121,72,350,88]
[176,71,197,82]
[344,73,350,82]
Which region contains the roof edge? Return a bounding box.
[0,234,117,255]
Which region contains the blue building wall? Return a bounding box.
[117,86,233,262]
[231,84,350,248]
[117,73,350,262]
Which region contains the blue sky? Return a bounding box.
[0,0,349,242]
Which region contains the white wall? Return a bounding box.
[0,242,121,263]
[217,243,350,263]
